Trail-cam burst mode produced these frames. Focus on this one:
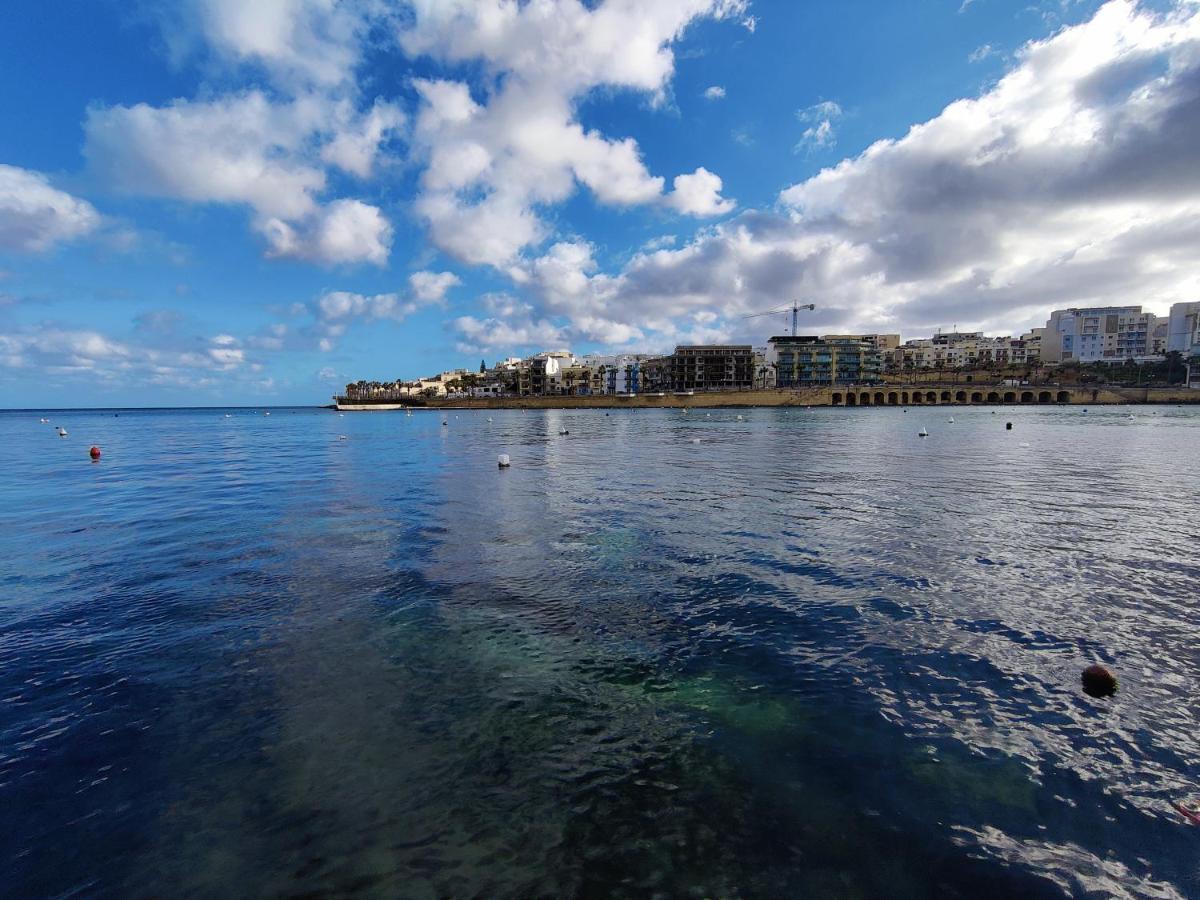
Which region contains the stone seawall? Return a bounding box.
[376,384,1198,410]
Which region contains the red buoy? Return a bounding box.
[89,446,101,459]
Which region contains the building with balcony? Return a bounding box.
[1042,306,1159,363]
[1167,302,1200,354]
[770,336,881,386]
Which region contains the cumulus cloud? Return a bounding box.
[177,0,378,90]
[667,166,736,216]
[452,1,1200,351]
[0,164,102,252]
[408,269,461,303]
[262,198,392,266]
[703,85,727,100]
[306,269,460,350]
[400,0,743,268]
[85,92,398,265]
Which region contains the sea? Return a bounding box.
[1,405,1198,898]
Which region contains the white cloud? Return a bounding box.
[667,166,736,216]
[704,85,727,100]
[183,0,377,90]
[408,270,461,303]
[0,164,102,252]
[262,198,392,266]
[795,100,843,151]
[0,322,256,386]
[453,1,1200,348]
[969,43,997,63]
[86,1,402,268]
[319,99,405,178]
[401,0,746,268]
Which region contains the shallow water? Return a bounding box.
[1,405,1198,897]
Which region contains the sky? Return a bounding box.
[0,0,1197,407]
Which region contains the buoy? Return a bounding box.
[487,417,493,423]
[89,446,101,459]
[1081,664,1118,698]
[1006,422,1013,430]
[338,435,348,441]
[918,428,928,437]
[691,438,701,444]
[56,426,67,437]
[736,414,744,421]
[947,416,955,423]
[498,454,511,468]
[264,411,270,416]
[1172,799,1200,825]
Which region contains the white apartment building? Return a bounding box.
[1166,302,1200,354]
[1042,306,1158,363]
[887,331,1038,371]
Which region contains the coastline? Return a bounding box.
[335,383,1199,410]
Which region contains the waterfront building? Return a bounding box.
[1167,302,1200,354]
[1042,306,1159,363]
[824,333,901,352]
[771,336,881,386]
[668,345,755,392]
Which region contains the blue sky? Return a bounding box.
[0,0,1195,406]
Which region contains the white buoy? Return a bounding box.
[498,454,511,468]
[264,411,270,416]
[691,438,701,444]
[947,416,955,424]
[918,427,929,437]
[487,416,493,422]
[736,414,744,421]
[56,426,68,437]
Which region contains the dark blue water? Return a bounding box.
[1,405,1198,897]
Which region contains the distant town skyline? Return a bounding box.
[1,0,1197,406]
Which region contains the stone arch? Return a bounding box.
[987,391,1000,402]
[846,393,857,406]
[925,391,937,403]
[1003,391,1016,403]
[1038,391,1052,403]
[832,392,843,405]
[971,392,983,403]
[860,392,871,406]
[941,391,952,402]
[901,391,910,404]
[875,392,885,405]
[956,390,967,403]
[910,392,922,404]
[1020,391,1034,403]
[1058,391,1071,403]
[888,392,899,405]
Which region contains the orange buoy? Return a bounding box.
[89,446,101,459]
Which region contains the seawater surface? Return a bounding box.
[1,405,1198,897]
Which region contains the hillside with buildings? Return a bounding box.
[339,302,1200,404]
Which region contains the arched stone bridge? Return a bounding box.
[830,387,1100,406]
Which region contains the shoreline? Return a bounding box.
[336,384,1200,411]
